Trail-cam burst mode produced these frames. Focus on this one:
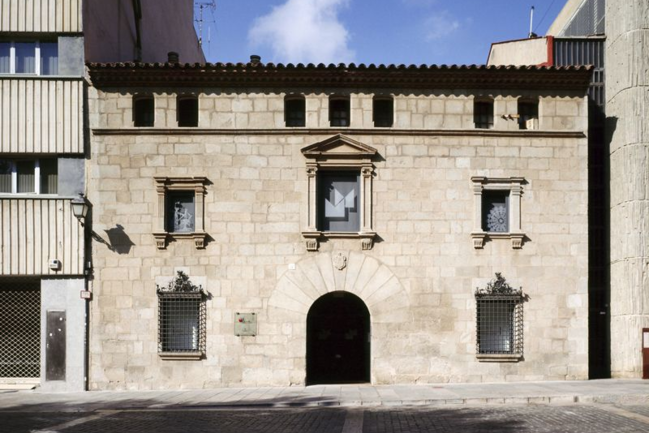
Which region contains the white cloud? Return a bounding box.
[425,11,460,41]
[248,0,354,64]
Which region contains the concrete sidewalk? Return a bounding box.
[0,379,647,412]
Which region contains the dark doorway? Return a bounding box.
[642,328,649,379]
[306,292,370,385]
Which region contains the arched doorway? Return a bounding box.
[306,292,370,384]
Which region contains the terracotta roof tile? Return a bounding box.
[86,62,593,90]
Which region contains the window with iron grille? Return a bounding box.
[474,100,494,129]
[285,97,306,127]
[475,273,524,360]
[157,271,206,360]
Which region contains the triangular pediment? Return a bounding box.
[301,134,377,158]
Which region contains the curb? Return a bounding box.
[100,393,649,411]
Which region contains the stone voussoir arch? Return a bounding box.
[268,251,411,327]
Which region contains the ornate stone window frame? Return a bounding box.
[471,176,525,249]
[153,176,207,250]
[301,134,377,251]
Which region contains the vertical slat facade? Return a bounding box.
[0,0,82,33]
[0,79,84,154]
[0,198,84,275]
[554,38,605,107]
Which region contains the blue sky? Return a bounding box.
[194,0,565,65]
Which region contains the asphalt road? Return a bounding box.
[3,404,649,433]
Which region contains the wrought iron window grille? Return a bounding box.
[156,271,206,360]
[475,273,524,360]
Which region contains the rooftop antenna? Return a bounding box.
[195,1,216,47]
[528,6,537,38]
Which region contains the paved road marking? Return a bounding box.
[342,409,364,433]
[589,404,649,425]
[31,410,121,433]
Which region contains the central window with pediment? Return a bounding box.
[301,134,377,251]
[319,172,360,232]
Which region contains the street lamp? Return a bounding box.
[71,193,89,220]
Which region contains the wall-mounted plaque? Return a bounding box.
[234,312,257,337]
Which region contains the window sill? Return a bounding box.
[159,351,203,361]
[471,231,524,249]
[153,231,207,250]
[476,353,523,362]
[302,230,376,251]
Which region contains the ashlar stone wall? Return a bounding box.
[94,89,586,132]
[87,86,589,390]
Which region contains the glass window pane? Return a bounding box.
[134,96,154,127]
[39,159,58,194]
[15,43,35,74]
[0,159,12,193]
[330,99,350,127]
[483,191,509,232]
[40,43,58,75]
[285,98,305,127]
[167,192,195,233]
[0,43,10,73]
[16,161,35,193]
[318,172,360,232]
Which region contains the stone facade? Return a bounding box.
[87,65,590,390]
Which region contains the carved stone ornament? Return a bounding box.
[156,270,204,295]
[510,233,524,249]
[360,236,374,250]
[305,238,319,251]
[332,253,347,271]
[475,273,523,297]
[472,232,486,249]
[193,233,207,249]
[153,232,168,250]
